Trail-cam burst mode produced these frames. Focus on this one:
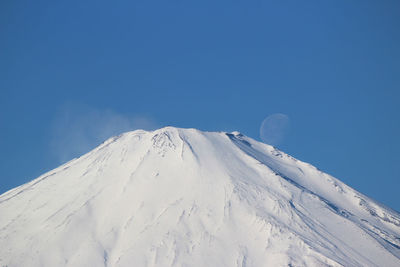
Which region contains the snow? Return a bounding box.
[0,126,399,267]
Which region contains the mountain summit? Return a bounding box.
[1,127,399,266]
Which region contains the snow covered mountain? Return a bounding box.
[1,127,399,267]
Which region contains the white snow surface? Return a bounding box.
[0,127,399,267]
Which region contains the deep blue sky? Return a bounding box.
[1,1,399,211]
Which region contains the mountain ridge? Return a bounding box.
[1,127,399,267]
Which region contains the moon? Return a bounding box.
[260,113,290,146]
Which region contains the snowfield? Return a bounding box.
[0,127,399,266]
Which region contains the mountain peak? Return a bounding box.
[0,127,399,267]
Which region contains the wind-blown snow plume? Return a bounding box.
[49,104,158,163]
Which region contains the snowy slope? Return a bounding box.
[0,127,399,267]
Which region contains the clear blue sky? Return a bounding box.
[1,1,399,211]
